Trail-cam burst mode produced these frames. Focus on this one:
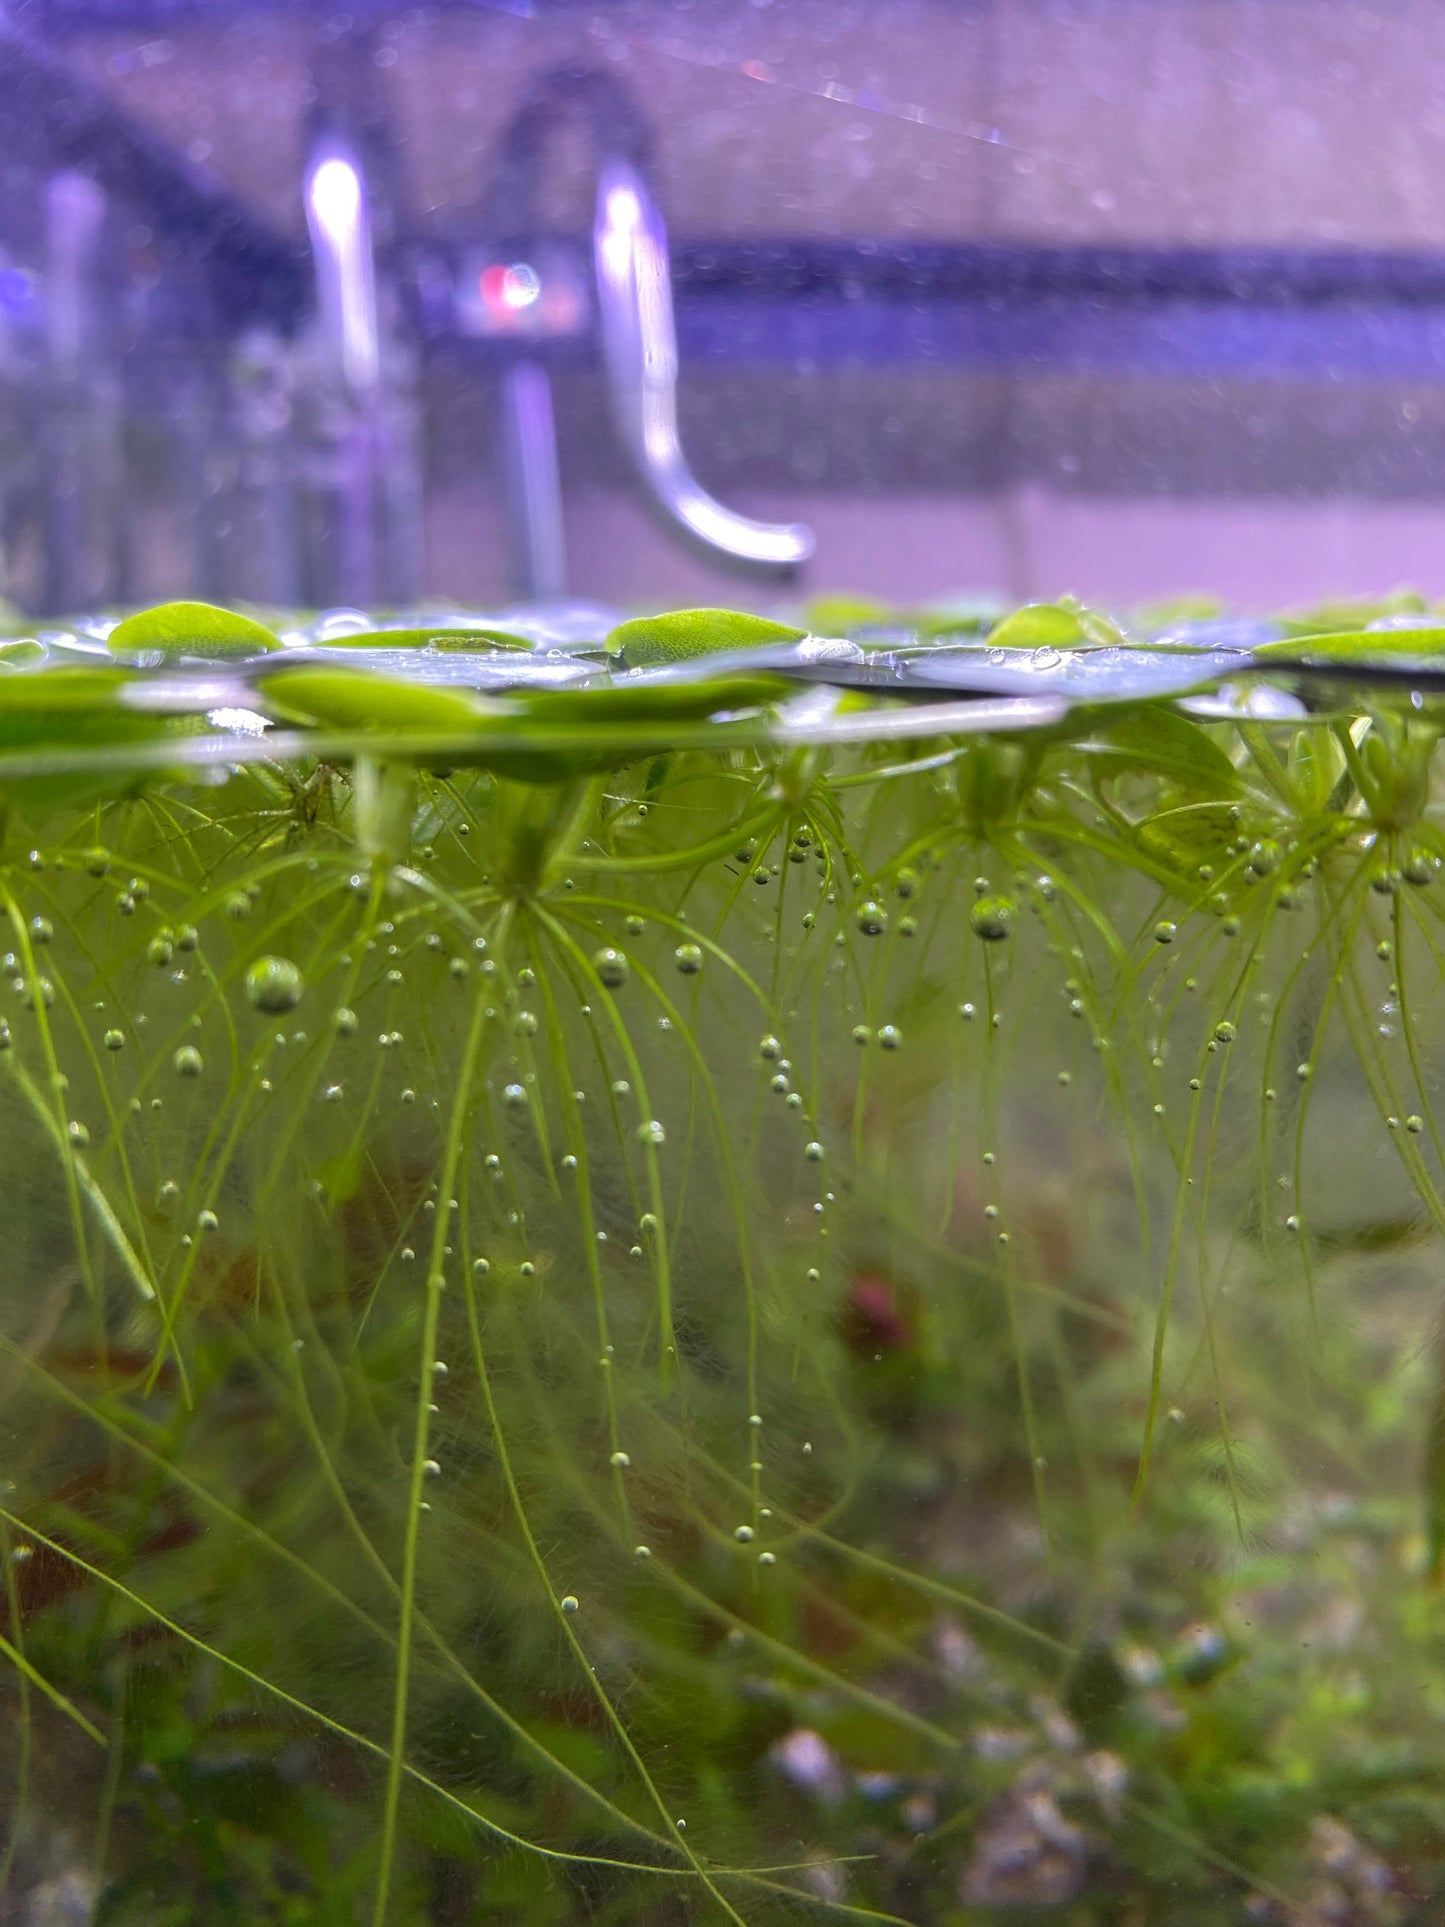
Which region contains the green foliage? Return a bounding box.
[2,598,1445,1924]
[605,608,805,666]
[107,601,282,661]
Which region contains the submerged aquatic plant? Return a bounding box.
[1,596,1445,1920]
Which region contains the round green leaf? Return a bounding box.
[606,608,805,668]
[108,601,283,661]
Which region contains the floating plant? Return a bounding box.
[0,595,1444,1920]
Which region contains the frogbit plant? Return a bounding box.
[0,596,1444,1923]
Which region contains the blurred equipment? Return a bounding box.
[474,64,815,600]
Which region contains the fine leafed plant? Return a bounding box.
[0,596,1443,1923]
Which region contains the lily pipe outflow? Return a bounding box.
[488,64,814,599]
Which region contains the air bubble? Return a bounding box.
[1213,1021,1236,1044]
[503,1083,527,1108]
[148,936,173,968]
[173,1046,204,1078]
[513,1011,538,1036]
[593,947,630,989]
[333,1006,359,1037]
[1248,839,1281,877]
[970,896,1014,942]
[103,1028,125,1051]
[637,1119,666,1146]
[804,1141,825,1162]
[28,917,52,946]
[560,1595,579,1614]
[877,1023,902,1051]
[67,1121,89,1149]
[674,943,704,974]
[1153,920,1176,945]
[1406,1114,1426,1134]
[85,847,110,878]
[246,956,303,1014]
[759,1034,782,1061]
[734,1525,755,1543]
[855,899,888,937]
[225,891,252,921]
[610,1451,631,1470]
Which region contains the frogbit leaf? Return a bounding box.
[984,599,1129,652]
[314,627,536,653]
[1253,627,1445,662]
[256,667,494,734]
[0,667,198,808]
[606,608,805,667]
[108,601,283,661]
[1081,707,1242,792]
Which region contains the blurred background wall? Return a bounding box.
[7,0,1445,613]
